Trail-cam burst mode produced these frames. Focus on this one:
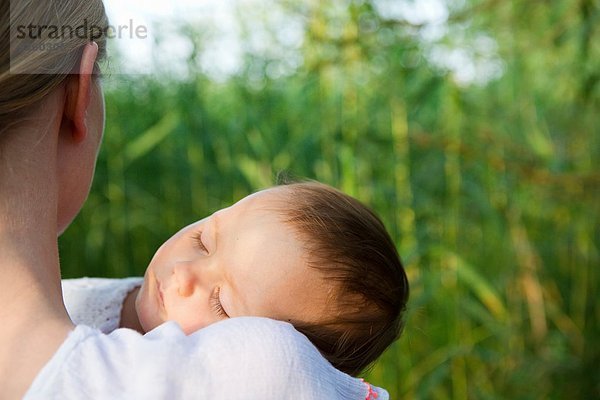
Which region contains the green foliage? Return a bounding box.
[59,0,599,398]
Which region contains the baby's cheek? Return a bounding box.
[135,291,161,332]
[170,300,212,335]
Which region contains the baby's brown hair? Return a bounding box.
[278,182,409,376]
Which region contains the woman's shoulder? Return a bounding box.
[25,318,388,400]
[196,317,389,399]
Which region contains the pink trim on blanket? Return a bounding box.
[360,378,379,399]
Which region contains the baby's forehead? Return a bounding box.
[250,186,292,202]
[236,187,293,213]
[204,188,294,236]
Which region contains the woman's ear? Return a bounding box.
[63,42,99,142]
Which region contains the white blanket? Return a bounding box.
[26,279,389,399]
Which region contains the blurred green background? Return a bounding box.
[60,1,599,398]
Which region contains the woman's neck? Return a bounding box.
[0,122,65,321]
[0,193,73,398]
[0,222,64,319]
[0,108,74,397]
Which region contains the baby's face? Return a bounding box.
[135,188,332,334]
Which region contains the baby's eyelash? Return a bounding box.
[210,287,229,318]
[192,231,208,253]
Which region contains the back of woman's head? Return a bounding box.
[279,182,409,376]
[0,0,108,130]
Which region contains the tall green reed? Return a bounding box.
[59,1,599,398]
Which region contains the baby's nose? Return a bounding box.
[173,262,197,297]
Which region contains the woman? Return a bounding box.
[0,1,387,398]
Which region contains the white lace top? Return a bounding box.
[62,277,143,333]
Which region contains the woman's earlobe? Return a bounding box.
[62,42,99,142]
[62,77,87,142]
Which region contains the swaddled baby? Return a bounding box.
[64,181,409,376]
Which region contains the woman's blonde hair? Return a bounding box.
[0,0,108,129]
